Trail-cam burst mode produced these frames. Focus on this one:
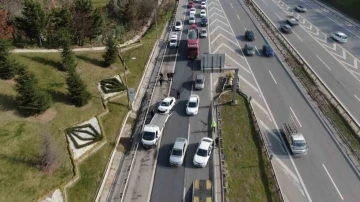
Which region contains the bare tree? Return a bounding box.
[37,130,59,173]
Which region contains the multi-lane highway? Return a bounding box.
[147,0,360,201]
[252,0,360,127]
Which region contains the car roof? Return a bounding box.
[162,97,172,102]
[245,43,253,48]
[199,137,213,150]
[201,28,207,32]
[201,9,206,12]
[189,94,199,102]
[170,34,177,39]
[174,137,187,149]
[202,18,207,21]
[292,133,305,141]
[196,74,205,79]
[335,32,346,36]
[191,7,195,10]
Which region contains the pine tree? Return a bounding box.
[103,37,117,67]
[15,0,48,46]
[15,66,52,116]
[61,38,76,72]
[0,40,16,79]
[66,69,91,107]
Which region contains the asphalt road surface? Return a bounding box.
[150,0,360,202]
[150,0,212,202]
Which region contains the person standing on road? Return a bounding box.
[159,73,163,79]
[176,90,180,99]
[150,109,154,118]
[159,78,163,86]
[211,120,216,132]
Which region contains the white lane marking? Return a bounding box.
[316,55,331,71]
[209,12,226,20]
[252,99,272,121]
[213,43,236,54]
[322,164,344,200]
[208,2,221,7]
[210,18,231,27]
[229,3,233,8]
[216,1,312,200]
[236,14,240,20]
[269,71,278,84]
[290,107,302,127]
[354,95,360,102]
[261,0,268,6]
[292,31,303,41]
[239,74,259,93]
[255,46,260,55]
[274,155,300,184]
[259,120,282,146]
[275,13,283,20]
[244,27,247,31]
[210,26,234,36]
[209,6,223,14]
[224,54,249,73]
[183,187,186,201]
[164,54,179,57]
[211,34,238,46]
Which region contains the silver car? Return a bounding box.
[169,137,188,166]
[194,74,205,90]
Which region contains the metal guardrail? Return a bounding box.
[312,0,360,32]
[247,0,360,161]
[215,89,285,202]
[115,4,179,202]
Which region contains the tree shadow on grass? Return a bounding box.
[47,89,72,105]
[76,55,105,68]
[0,154,38,167]
[243,95,274,202]
[20,55,61,71]
[0,93,17,111]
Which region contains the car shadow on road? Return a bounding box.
[156,143,173,168]
[173,100,188,117]
[261,128,290,157]
[236,34,248,42]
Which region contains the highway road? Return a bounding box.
[149,0,360,202]
[251,0,360,130]
[210,0,360,201]
[150,0,213,201]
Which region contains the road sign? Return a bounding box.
[201,54,225,72]
[128,88,135,101]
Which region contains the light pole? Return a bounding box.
[117,49,131,109]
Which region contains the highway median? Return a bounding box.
[218,91,282,202]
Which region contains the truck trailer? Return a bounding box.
[187,27,199,60]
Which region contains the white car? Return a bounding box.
[169,137,188,166]
[194,74,205,89]
[331,31,348,43]
[157,97,176,114]
[201,2,206,8]
[193,137,213,167]
[189,15,196,24]
[169,33,178,48]
[174,20,182,31]
[190,8,196,16]
[186,94,199,115]
[200,10,206,18]
[200,28,207,38]
[295,5,307,12]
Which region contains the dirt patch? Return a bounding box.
[32,108,57,123]
[118,137,133,154]
[2,78,16,85]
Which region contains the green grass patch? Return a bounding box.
[219,92,281,202]
[0,51,123,201]
[65,7,174,202]
[92,0,109,8]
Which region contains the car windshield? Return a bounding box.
[188,101,197,108]
[170,39,177,43]
[196,78,204,84]
[161,101,170,106]
[189,30,197,39]
[247,46,254,50]
[293,139,306,147]
[201,31,206,34]
[196,148,208,157]
[142,131,155,140]
[202,19,207,22]
[172,149,182,156]
[176,22,181,26]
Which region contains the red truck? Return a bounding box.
[187,26,199,60]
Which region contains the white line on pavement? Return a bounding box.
[322,164,344,200]
[292,31,303,41]
[269,71,278,84]
[316,55,331,71]
[239,74,259,93]
[183,187,186,201]
[216,1,311,200]
[261,0,268,6]
[275,13,282,20]
[244,27,247,31]
[213,43,236,54]
[259,120,282,145]
[255,46,260,55]
[274,155,300,184]
[209,12,226,20]
[236,14,240,20]
[354,95,360,102]
[229,3,233,8]
[290,107,302,127]
[210,26,234,36]
[251,99,272,121]
[210,19,230,27]
[211,34,238,46]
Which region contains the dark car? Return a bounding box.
[245,30,255,41]
[263,44,274,57]
[281,24,292,33]
[201,18,208,27]
[244,44,255,56]
[187,1,193,8]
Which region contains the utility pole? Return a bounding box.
[117,49,131,109]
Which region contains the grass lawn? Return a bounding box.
[0,50,123,202]
[65,6,175,202]
[219,92,281,202]
[92,0,110,8]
